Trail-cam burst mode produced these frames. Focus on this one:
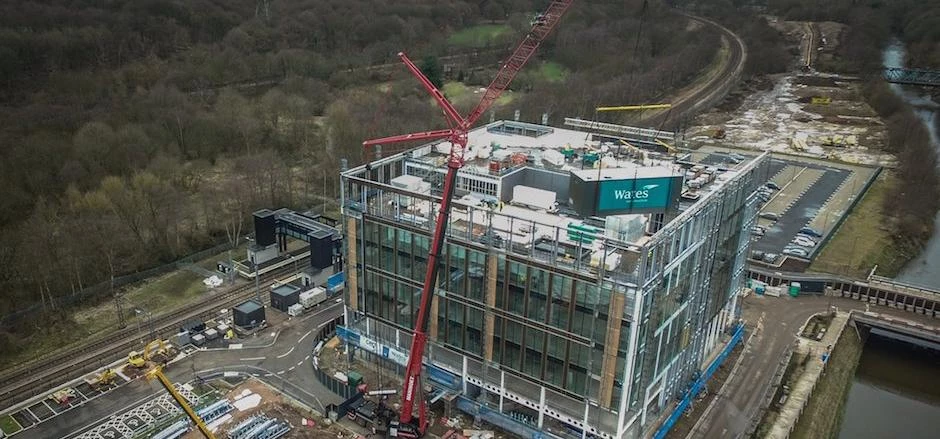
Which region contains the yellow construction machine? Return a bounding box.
[146,366,216,439]
[596,104,672,112]
[85,368,118,390]
[128,339,170,369]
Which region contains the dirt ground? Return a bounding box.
[689,18,894,168]
[664,342,745,439]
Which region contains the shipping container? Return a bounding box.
[512,185,557,211]
[300,286,328,309]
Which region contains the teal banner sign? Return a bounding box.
[597,177,674,212]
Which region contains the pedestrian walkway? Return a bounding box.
[766,311,850,438]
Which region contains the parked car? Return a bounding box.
[762,253,778,263]
[760,212,780,221]
[793,237,817,247]
[799,227,823,238]
[783,248,809,257]
[766,182,781,190]
[751,250,766,260]
[751,227,765,236]
[796,233,818,242]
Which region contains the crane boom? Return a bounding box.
[596,104,672,112]
[465,1,575,127]
[148,367,215,439]
[360,2,574,437]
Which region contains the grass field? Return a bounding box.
[441,81,518,110]
[537,61,568,83]
[0,414,21,435]
[810,172,900,277]
[789,328,864,439]
[447,24,512,48]
[0,245,240,370]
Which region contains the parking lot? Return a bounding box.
[692,146,879,264]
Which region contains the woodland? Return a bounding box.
[0,0,747,349]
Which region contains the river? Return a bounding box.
[837,333,940,439]
[835,42,940,439]
[883,41,940,289]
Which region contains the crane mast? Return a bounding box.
[361,2,574,437]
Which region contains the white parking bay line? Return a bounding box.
[239,356,266,361]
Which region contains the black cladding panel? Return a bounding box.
[233,300,265,328]
[254,210,277,247]
[309,233,333,269]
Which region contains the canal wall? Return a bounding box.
[760,310,940,439]
[786,315,863,439]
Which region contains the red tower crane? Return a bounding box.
[361,1,574,438]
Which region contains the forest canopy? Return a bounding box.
[0,0,724,336]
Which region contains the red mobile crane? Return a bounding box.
[361,2,574,437]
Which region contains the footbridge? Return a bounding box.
[746,266,940,318]
[851,311,940,350]
[883,67,940,87]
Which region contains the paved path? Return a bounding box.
[766,312,849,438]
[20,302,345,439]
[687,294,938,439]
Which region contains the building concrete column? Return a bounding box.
[499,371,505,412]
[538,386,546,428]
[346,217,359,312]
[463,356,469,395]
[485,252,498,362]
[429,293,440,342]
[599,292,625,409]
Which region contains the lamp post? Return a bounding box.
[134,307,154,343]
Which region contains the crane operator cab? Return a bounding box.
[388,420,421,439]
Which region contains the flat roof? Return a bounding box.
[571,165,682,181]
[234,300,263,313]
[275,209,339,240]
[272,284,301,296]
[409,121,679,177]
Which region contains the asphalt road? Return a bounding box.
[24,301,345,439]
[687,294,940,439]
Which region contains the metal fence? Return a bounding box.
[1,241,235,327]
[311,315,352,401]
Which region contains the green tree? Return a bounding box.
[420,55,444,89]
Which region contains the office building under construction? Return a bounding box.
[338,121,770,438]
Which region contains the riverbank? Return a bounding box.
[788,319,864,439]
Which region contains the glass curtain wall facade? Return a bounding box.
[340,150,770,439]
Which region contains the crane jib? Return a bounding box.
[358,1,575,437]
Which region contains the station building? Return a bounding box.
[338,121,770,438]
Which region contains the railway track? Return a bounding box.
[0,264,298,412]
[639,10,747,130]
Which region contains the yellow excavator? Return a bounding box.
[146,366,216,439]
[128,339,170,369]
